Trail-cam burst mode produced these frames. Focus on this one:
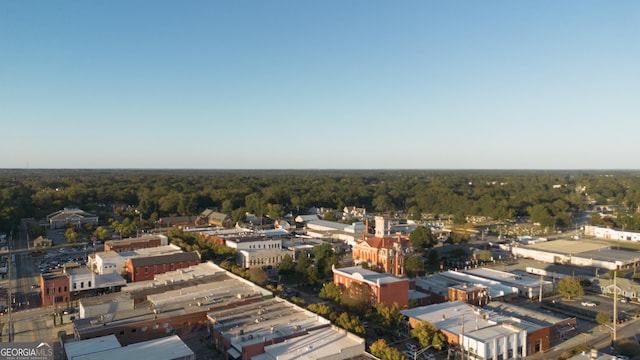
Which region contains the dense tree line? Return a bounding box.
[4,169,640,233]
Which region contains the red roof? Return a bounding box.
[362,236,409,249]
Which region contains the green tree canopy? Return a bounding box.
[410,321,446,350]
[370,339,405,360]
[374,302,404,330]
[409,226,436,253]
[557,277,584,300]
[405,256,425,278]
[319,282,342,304]
[64,227,79,243]
[595,311,611,325]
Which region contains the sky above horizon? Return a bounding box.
[1,1,639,170]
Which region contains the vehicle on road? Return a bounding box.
[581,301,597,307]
[403,350,416,359]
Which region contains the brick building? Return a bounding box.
[352,236,411,276]
[104,235,168,252]
[41,272,70,307]
[332,265,409,308]
[125,251,201,282]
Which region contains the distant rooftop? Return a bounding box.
[333,266,407,285]
[72,335,194,360]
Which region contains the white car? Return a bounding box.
[581,301,597,307]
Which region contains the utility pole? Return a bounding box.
[613,272,617,346]
[7,230,13,342]
[539,274,543,304]
[460,314,465,360]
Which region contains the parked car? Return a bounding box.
[581,301,597,307]
[403,350,416,359]
[406,343,418,352]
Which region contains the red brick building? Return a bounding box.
[125,252,201,282]
[352,236,411,276]
[104,235,167,252]
[332,265,409,308]
[448,283,489,306]
[41,272,70,307]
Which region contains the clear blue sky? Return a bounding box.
[1,1,638,169]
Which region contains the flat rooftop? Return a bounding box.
[79,292,132,307]
[260,325,365,360]
[576,248,640,262]
[73,335,194,360]
[208,297,330,350]
[524,240,607,254]
[333,266,406,285]
[483,301,568,327]
[465,268,551,288]
[64,334,121,359]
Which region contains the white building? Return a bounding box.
[462,323,527,360]
[67,267,96,292]
[90,245,183,275]
[464,268,553,299]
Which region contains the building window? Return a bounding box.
[153,324,159,330]
[80,282,84,289]
[162,264,166,272]
[131,328,136,333]
[119,331,124,335]
[73,283,76,290]
[145,266,149,275]
[535,339,542,353]
[58,287,61,293]
[88,281,91,287]
[170,263,174,271]
[64,286,67,292]
[141,327,147,332]
[154,265,158,273]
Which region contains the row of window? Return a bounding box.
[73,281,92,290]
[46,286,68,295]
[248,243,281,249]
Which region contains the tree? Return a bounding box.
[453,211,466,225]
[476,250,492,262]
[375,302,403,330]
[319,282,342,304]
[247,267,268,285]
[595,311,611,325]
[405,256,425,278]
[557,277,584,300]
[307,303,333,318]
[64,227,79,243]
[278,254,295,275]
[410,226,436,252]
[306,266,320,286]
[313,243,337,278]
[410,321,446,350]
[93,226,111,241]
[427,249,441,267]
[322,212,337,221]
[370,339,405,360]
[27,224,45,239]
[341,282,371,315]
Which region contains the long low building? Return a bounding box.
[464,268,553,299]
[401,300,575,359]
[73,262,271,345]
[208,297,364,360]
[511,239,640,270]
[65,334,195,360]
